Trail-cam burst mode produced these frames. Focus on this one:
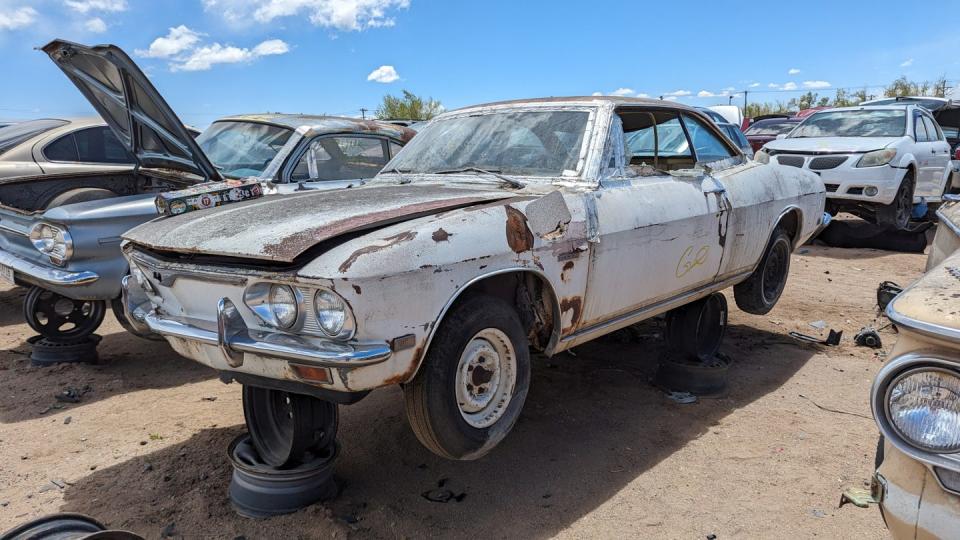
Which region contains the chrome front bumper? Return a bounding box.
[0,248,98,286]
[123,277,391,369]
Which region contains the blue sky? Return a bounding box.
[1,0,958,127]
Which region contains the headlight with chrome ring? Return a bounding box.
[755,149,770,164]
[29,222,73,265]
[268,284,299,328]
[887,367,960,453]
[857,148,897,168]
[314,289,354,339]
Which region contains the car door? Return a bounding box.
[33,126,135,176]
[278,134,392,193]
[912,111,938,196]
[579,109,729,327]
[921,114,951,196]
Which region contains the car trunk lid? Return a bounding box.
[41,39,219,183]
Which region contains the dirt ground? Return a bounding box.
[0,242,928,539]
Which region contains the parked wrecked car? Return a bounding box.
[744,116,801,153]
[121,96,825,461]
[0,117,134,180]
[871,195,960,539]
[0,39,413,343]
[757,105,953,230]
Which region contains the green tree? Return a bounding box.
[884,75,948,98]
[375,90,443,121]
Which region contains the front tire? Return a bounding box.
[734,228,792,315]
[877,171,915,230]
[404,294,531,460]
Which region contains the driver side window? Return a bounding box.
[289,136,388,182]
[681,114,736,163]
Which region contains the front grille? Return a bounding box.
[846,187,864,195]
[776,155,805,168]
[809,156,848,170]
[825,184,839,193]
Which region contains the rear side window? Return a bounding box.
[922,116,942,141]
[290,136,389,182]
[682,114,736,162]
[45,126,133,163]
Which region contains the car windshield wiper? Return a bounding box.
[431,166,525,189]
[384,167,412,184]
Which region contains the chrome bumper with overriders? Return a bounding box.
[122,276,391,370]
[0,249,99,286]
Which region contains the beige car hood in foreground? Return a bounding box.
[122,184,514,263]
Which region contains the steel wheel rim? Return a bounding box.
[761,240,789,303]
[26,288,104,339]
[455,328,517,429]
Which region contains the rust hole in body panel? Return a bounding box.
[559,296,583,334]
[352,284,362,295]
[505,206,534,253]
[561,261,574,283]
[338,230,417,273]
[432,228,452,242]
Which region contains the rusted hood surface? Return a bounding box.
[889,249,960,335]
[122,184,512,262]
[939,199,960,230]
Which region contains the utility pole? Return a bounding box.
[743,90,748,117]
[360,108,368,120]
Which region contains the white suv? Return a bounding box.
[756,105,952,229]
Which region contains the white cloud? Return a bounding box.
[768,83,780,88]
[900,58,914,67]
[0,6,37,30]
[782,82,798,91]
[788,68,800,75]
[802,80,831,89]
[664,96,679,101]
[171,39,290,71]
[664,89,691,97]
[635,93,650,98]
[611,87,634,97]
[367,65,399,83]
[203,0,410,31]
[749,82,760,88]
[65,0,127,13]
[136,26,203,58]
[84,16,107,32]
[697,90,715,98]
[591,91,602,96]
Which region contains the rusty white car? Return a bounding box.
[122,97,825,461]
[872,195,960,538]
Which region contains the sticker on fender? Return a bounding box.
[0,263,14,284]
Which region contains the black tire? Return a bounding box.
[44,188,117,209]
[734,228,792,315]
[242,385,339,468]
[664,293,728,361]
[23,286,106,341]
[404,294,531,460]
[876,171,915,230]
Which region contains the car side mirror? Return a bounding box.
[775,134,788,140]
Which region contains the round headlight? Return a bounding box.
[268,284,298,328]
[314,289,347,337]
[29,223,73,263]
[888,368,960,453]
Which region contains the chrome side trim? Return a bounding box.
[0,248,98,286]
[560,270,751,346]
[886,301,960,345]
[142,303,391,368]
[0,221,27,237]
[936,207,960,238]
[871,353,960,477]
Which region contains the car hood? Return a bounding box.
[41,39,218,182]
[43,193,158,223]
[764,137,902,154]
[123,184,515,263]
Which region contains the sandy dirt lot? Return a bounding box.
[0,244,927,539]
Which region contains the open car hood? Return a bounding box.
[123,184,513,263]
[42,39,220,182]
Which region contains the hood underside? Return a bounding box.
[123,184,513,263]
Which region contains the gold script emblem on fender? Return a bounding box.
[676,245,710,278]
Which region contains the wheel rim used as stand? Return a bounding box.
[24,286,105,366]
[0,512,143,540]
[656,293,731,397]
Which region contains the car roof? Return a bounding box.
[213,113,417,143]
[447,95,701,114]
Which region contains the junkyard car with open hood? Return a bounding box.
[122,96,825,461]
[0,40,413,343]
[871,195,960,539]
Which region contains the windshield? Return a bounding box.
[745,119,798,136]
[384,110,590,177]
[790,109,906,138]
[0,119,69,156]
[196,121,293,177]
